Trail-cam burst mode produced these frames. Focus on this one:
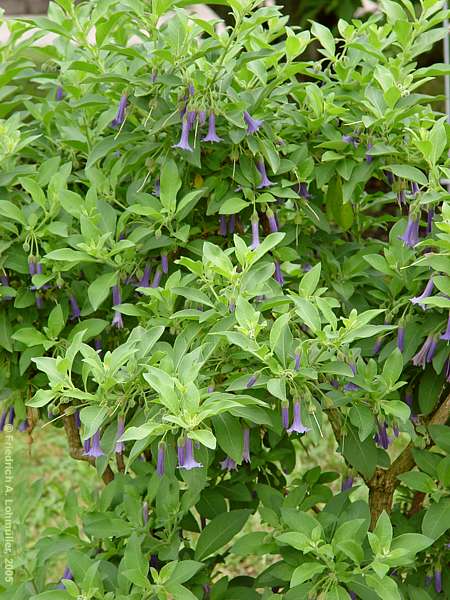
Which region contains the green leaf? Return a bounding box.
[311,22,335,56]
[169,560,204,585]
[219,197,249,214]
[12,327,48,348]
[79,406,108,440]
[385,165,428,186]
[194,509,252,560]
[373,511,392,551]
[349,406,374,441]
[293,298,321,332]
[291,562,326,587]
[382,348,403,384]
[26,389,55,408]
[269,313,293,366]
[88,272,118,310]
[342,425,378,479]
[429,425,450,453]
[212,413,243,463]
[397,471,436,493]
[189,429,216,450]
[422,498,450,539]
[160,159,181,213]
[391,533,433,555]
[299,263,321,296]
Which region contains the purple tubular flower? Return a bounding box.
[157,441,165,477]
[281,402,290,430]
[229,299,236,313]
[397,190,406,206]
[425,575,432,587]
[143,501,149,525]
[69,295,81,320]
[287,401,311,435]
[298,182,311,199]
[426,208,434,235]
[28,259,36,275]
[294,352,301,371]
[111,93,128,128]
[138,265,151,288]
[8,407,14,425]
[57,567,73,589]
[153,179,160,197]
[349,593,357,600]
[386,171,394,186]
[0,410,7,432]
[411,182,419,196]
[56,86,64,101]
[393,424,400,438]
[228,214,235,234]
[266,209,278,233]
[74,410,81,429]
[180,438,202,470]
[256,159,273,189]
[441,311,450,341]
[412,335,436,368]
[373,337,383,355]
[187,110,196,128]
[173,117,193,152]
[399,215,420,248]
[250,214,260,249]
[374,421,390,449]
[177,438,185,467]
[242,428,250,463]
[365,143,373,163]
[188,83,195,96]
[219,215,227,236]
[274,261,284,286]
[405,392,413,407]
[435,569,442,593]
[84,430,104,458]
[342,134,358,148]
[151,269,162,288]
[445,358,450,383]
[202,112,222,142]
[411,277,434,309]
[94,338,102,354]
[243,111,263,134]
[246,374,258,388]
[220,456,237,471]
[115,417,125,454]
[112,285,123,329]
[18,419,28,432]
[198,110,206,125]
[341,477,353,491]
[397,326,405,352]
[83,436,90,454]
[161,254,169,274]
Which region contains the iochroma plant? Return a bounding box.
[0,0,449,598]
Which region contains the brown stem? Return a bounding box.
[116,452,125,473]
[63,414,114,485]
[408,491,426,517]
[368,392,450,528]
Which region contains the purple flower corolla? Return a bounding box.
[188,83,195,96]
[441,312,450,341]
[111,94,128,128]
[187,110,196,128]
[445,358,450,383]
[18,420,28,432]
[385,171,394,186]
[83,437,90,454]
[198,110,206,125]
[143,501,149,525]
[274,261,284,286]
[342,134,358,148]
[393,424,400,438]
[153,179,160,197]
[180,438,202,470]
[177,438,185,467]
[399,215,420,248]
[294,352,301,371]
[57,567,73,589]
[228,215,235,234]
[8,407,14,425]
[242,428,250,463]
[161,254,169,274]
[56,86,64,101]
[138,265,151,288]
[173,117,193,152]
[411,182,419,196]
[250,214,260,250]
[411,278,434,309]
[202,112,222,142]
[341,477,353,491]
[412,335,436,368]
[28,259,36,275]
[157,442,165,477]
[112,285,123,329]
[374,421,390,450]
[256,159,273,189]
[151,269,162,288]
[287,401,311,435]
[397,326,405,352]
[0,410,7,432]
[74,410,81,429]
[405,392,413,407]
[425,575,432,587]
[246,374,258,388]
[365,143,373,163]
[243,111,263,134]
[84,430,104,458]
[229,299,236,313]
[435,569,442,593]
[397,190,406,205]
[266,209,278,233]
[298,182,311,199]
[115,417,125,454]
[426,208,434,235]
[207,384,215,393]
[281,402,290,430]
[220,456,237,471]
[219,215,227,236]
[373,337,383,355]
[349,593,357,600]
[69,295,81,320]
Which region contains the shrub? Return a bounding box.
[0,0,449,598]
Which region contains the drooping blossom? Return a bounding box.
[115,417,125,454]
[111,94,128,128]
[180,438,202,470]
[242,428,250,463]
[94,338,102,355]
[57,567,73,589]
[220,456,237,471]
[294,352,301,371]
[151,269,162,288]
[412,335,437,368]
[56,86,64,101]
[153,179,160,197]
[426,208,434,235]
[243,111,263,134]
[365,142,373,163]
[393,424,400,438]
[373,336,383,355]
[173,116,193,152]
[197,110,206,125]
[246,374,258,388]
[344,362,360,392]
[228,215,235,234]
[256,159,273,188]
[385,171,394,186]
[374,420,391,449]
[74,410,81,429]
[83,437,90,454]
[161,254,169,274]
[84,430,104,458]
[177,438,185,467]
[441,311,450,341]
[28,259,36,275]
[229,299,236,313]
[69,295,81,320]
[399,215,420,248]
[111,285,123,329]
[287,400,311,435]
[143,501,149,525]
[435,568,442,593]
[397,189,406,205]
[18,420,28,432]
[341,477,353,491]
[411,182,419,196]
[411,277,434,309]
[207,384,215,393]
[7,407,14,425]
[274,261,284,286]
[298,182,311,199]
[219,215,227,236]
[397,326,405,352]
[157,441,166,477]
[281,402,290,430]
[35,294,44,309]
[138,265,151,288]
[445,358,450,383]
[266,208,278,233]
[202,112,222,142]
[0,410,7,432]
[250,214,260,249]
[342,134,358,148]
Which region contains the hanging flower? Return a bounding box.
[411,182,419,196]
[412,335,436,368]
[411,277,434,309]
[243,111,263,134]
[138,265,151,288]
[180,438,202,470]
[250,214,260,250]
[242,428,250,463]
[28,259,36,275]
[57,567,73,589]
[374,420,391,449]
[281,402,290,430]
[111,285,124,329]
[266,208,278,233]
[0,410,7,432]
[197,110,206,125]
[441,312,450,341]
[294,351,301,371]
[434,568,442,594]
[256,159,273,188]
[18,420,28,432]
[365,142,373,163]
[298,182,311,199]
[397,326,405,352]
[229,298,236,313]
[115,417,125,454]
[74,410,81,429]
[151,269,162,288]
[220,456,237,471]
[274,261,284,286]
[426,208,434,235]
[83,437,90,454]
[84,430,104,458]
[219,215,227,236]
[153,179,160,197]
[373,336,383,355]
[342,134,358,148]
[69,295,81,320]
[7,407,14,425]
[341,477,353,491]
[56,86,64,101]
[157,441,166,477]
[207,384,215,393]
[399,215,420,248]
[111,93,128,128]
[202,112,222,142]
[173,117,193,152]
[228,215,236,234]
[161,254,169,274]
[287,400,311,434]
[177,438,185,467]
[246,374,258,388]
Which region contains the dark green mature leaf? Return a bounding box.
[194,510,252,560]
[342,426,378,479]
[422,498,450,539]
